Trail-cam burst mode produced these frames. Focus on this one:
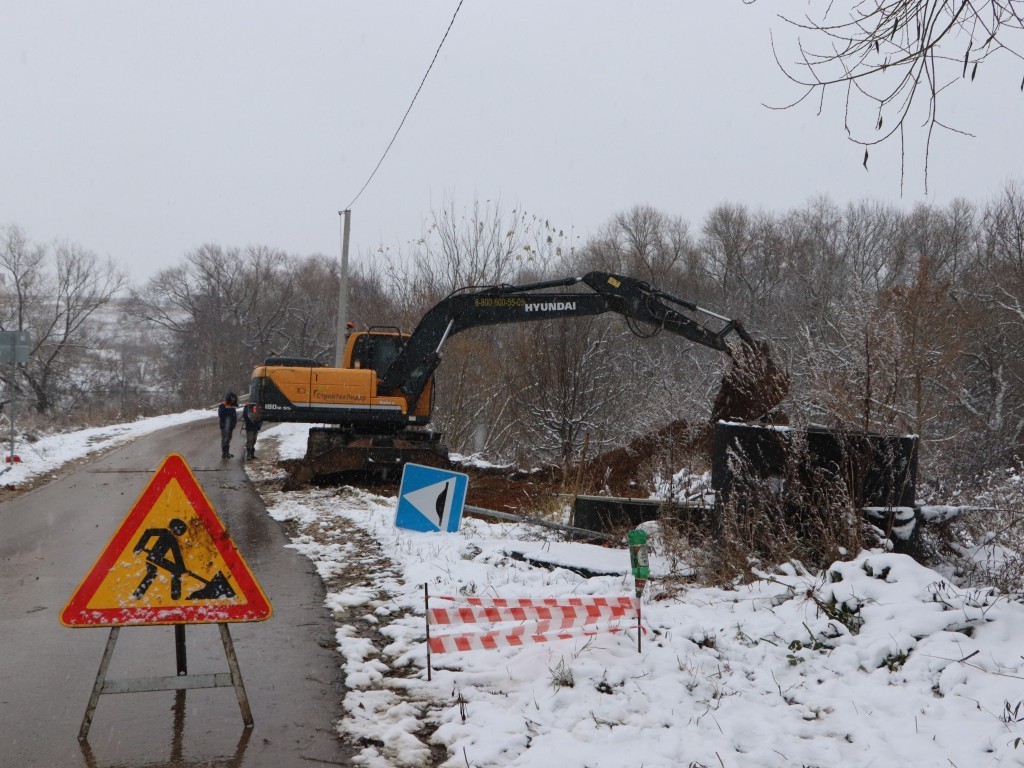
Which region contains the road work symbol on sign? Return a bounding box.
[394,463,468,533]
[61,453,271,627]
[131,518,236,601]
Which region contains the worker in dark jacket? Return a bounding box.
[218,391,239,458]
[241,401,262,460]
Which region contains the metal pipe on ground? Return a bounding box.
[464,505,622,544]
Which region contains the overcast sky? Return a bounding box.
[2,2,1022,285]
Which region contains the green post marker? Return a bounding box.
[627,528,648,652]
[628,529,649,588]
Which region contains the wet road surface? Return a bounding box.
[0,417,352,767]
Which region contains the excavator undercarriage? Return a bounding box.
[283,427,450,490]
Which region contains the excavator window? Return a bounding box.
[349,332,406,378]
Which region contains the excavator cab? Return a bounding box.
[345,329,405,377]
[343,330,434,419]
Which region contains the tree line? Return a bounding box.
[5,183,1024,496]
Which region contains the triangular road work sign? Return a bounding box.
[61,453,272,627]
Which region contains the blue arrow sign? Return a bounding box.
[394,463,469,533]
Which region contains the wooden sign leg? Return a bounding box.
[79,627,120,741]
[218,624,253,728]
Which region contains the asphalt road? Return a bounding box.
[0,417,352,767]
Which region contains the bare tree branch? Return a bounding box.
[756,0,1024,186]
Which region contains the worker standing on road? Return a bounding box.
[219,391,239,458]
[242,401,262,460]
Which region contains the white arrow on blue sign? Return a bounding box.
[394,463,469,533]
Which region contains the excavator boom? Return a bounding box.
[379,271,754,405]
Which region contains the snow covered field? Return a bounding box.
[16,411,1024,767]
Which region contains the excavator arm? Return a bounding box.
[380,271,756,406]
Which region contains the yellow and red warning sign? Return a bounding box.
[61,453,272,627]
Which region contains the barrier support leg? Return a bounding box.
[424,584,432,682]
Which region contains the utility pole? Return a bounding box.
[335,209,351,367]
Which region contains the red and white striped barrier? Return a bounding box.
[429,595,638,629]
[428,621,631,654]
[425,594,640,656]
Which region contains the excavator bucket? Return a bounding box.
[711,339,790,423]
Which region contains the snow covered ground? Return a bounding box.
[252,423,1024,768]
[0,408,212,488]
[17,411,1024,767]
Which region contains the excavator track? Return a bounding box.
[283,427,451,490]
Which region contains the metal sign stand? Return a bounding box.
[0,407,10,476]
[78,623,253,741]
[7,348,13,467]
[0,330,29,473]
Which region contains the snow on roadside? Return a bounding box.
[252,423,1024,768]
[0,408,213,488]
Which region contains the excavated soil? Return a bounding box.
[342,420,708,517]
[581,419,706,498]
[711,339,790,424]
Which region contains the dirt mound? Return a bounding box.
[583,419,703,497]
[579,340,788,497]
[462,464,564,514]
[711,339,790,423]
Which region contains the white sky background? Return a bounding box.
[2,1,1023,284]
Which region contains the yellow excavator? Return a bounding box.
[249,271,789,486]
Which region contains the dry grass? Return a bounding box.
[919,485,1024,593]
[655,433,866,586]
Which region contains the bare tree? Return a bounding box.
[131,246,242,403]
[131,244,301,402]
[949,182,1024,469]
[276,254,341,360]
[582,205,701,290]
[701,203,756,302]
[699,203,801,337]
[0,227,126,413]
[430,330,519,459]
[0,225,46,332]
[760,0,1024,184]
[882,257,966,437]
[376,197,574,319]
[509,318,638,473]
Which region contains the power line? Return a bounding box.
[345,0,466,210]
